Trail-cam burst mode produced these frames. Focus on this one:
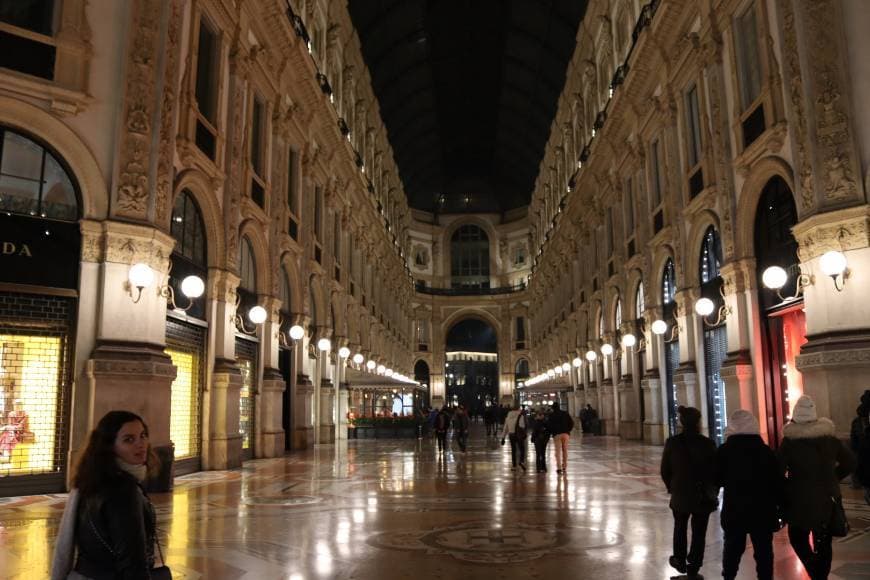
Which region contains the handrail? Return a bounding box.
[415,282,527,296]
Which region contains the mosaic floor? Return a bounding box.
[1,425,869,579]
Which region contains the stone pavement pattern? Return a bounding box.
[1,426,868,579]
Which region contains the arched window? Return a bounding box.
[614,298,623,331]
[515,359,530,383]
[662,258,676,304]
[597,309,605,338]
[239,237,256,292]
[171,190,207,267]
[635,281,645,320]
[700,227,722,284]
[0,127,79,221]
[280,266,292,313]
[450,224,490,289]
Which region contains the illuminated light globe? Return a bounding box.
[819,250,847,277]
[585,350,597,362]
[561,362,571,372]
[622,333,637,348]
[385,369,394,377]
[651,319,668,335]
[180,275,205,298]
[288,325,305,341]
[547,369,555,378]
[248,305,268,324]
[761,266,788,290]
[338,346,351,359]
[366,360,377,370]
[554,366,563,375]
[316,337,331,351]
[352,353,364,365]
[128,263,154,289]
[376,364,386,375]
[600,343,614,357]
[695,298,715,317]
[572,357,582,368]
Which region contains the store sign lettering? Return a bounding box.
[2,241,33,257]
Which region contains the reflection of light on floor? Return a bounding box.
[315,540,333,575]
[589,507,602,522]
[353,509,365,523]
[288,573,305,580]
[605,515,621,531]
[630,545,648,564]
[367,497,378,513]
[336,520,350,544]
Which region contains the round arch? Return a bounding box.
[650,245,677,307]
[278,252,304,314]
[239,219,271,295]
[441,308,502,340]
[0,95,108,220]
[685,210,722,288]
[307,274,327,334]
[173,169,226,270]
[735,156,797,259]
[625,268,646,321]
[441,217,499,282]
[330,291,346,339]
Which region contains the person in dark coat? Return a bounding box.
[715,410,783,580]
[851,390,870,504]
[779,395,856,580]
[453,404,470,452]
[530,410,551,473]
[548,402,574,474]
[435,406,450,453]
[661,406,717,579]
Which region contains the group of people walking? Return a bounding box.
[662,394,867,580]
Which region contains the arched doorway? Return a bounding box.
[278,265,295,451]
[445,318,497,415]
[236,237,259,460]
[165,189,208,474]
[754,177,804,445]
[450,224,490,290]
[414,360,431,409]
[0,126,80,494]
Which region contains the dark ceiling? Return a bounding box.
[348,0,587,214]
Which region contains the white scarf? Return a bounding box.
[50,488,79,580]
[116,458,148,482]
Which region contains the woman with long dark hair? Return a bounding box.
[52,410,166,580]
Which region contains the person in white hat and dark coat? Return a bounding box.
[715,410,783,580]
[779,395,855,580]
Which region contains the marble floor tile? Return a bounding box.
[1,426,868,579]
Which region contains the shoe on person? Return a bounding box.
[556,469,563,474]
[668,556,687,574]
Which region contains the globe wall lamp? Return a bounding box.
[585,350,597,362]
[352,353,365,365]
[600,343,614,357]
[651,319,668,335]
[622,333,637,348]
[554,365,563,375]
[366,359,377,371]
[316,337,331,352]
[233,292,267,334]
[376,364,386,375]
[547,369,556,378]
[561,362,571,372]
[761,265,813,301]
[572,357,583,368]
[694,286,731,328]
[338,346,351,359]
[288,324,305,342]
[819,250,849,291]
[128,263,206,314]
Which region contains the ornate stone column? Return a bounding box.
[258,296,284,458]
[618,324,640,439]
[81,221,177,462]
[204,269,242,469]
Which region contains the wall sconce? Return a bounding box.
[572,357,582,368]
[338,346,351,359]
[554,365,563,375]
[547,369,556,378]
[234,300,267,335]
[652,317,679,342]
[385,368,394,377]
[288,324,305,341]
[761,265,813,301]
[600,343,613,357]
[819,250,849,291]
[694,287,731,327]
[561,362,571,372]
[316,337,331,352]
[353,353,364,365]
[376,364,386,375]
[127,263,155,303]
[585,350,597,362]
[622,333,637,348]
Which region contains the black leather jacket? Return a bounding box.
[73,473,156,580]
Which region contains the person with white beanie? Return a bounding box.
[779,395,855,580]
[715,410,783,580]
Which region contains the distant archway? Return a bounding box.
[445,318,498,414]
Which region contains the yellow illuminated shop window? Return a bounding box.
[0,335,62,476]
[239,359,253,449]
[166,348,200,459]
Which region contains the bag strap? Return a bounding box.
[87,511,116,557]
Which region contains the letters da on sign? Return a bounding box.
[2,241,33,257]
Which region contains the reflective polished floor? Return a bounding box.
[2,425,869,579]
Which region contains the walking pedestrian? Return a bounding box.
[502,405,527,471]
[661,406,717,580]
[779,395,855,580]
[531,409,550,473]
[435,406,450,453]
[850,390,870,503]
[453,404,470,453]
[548,402,574,474]
[716,410,783,580]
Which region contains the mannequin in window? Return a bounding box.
[0,399,33,459]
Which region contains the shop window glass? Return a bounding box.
[662,259,676,304]
[239,237,256,292]
[171,190,207,267]
[166,348,198,458]
[735,3,762,111]
[700,227,722,284]
[635,281,645,319]
[0,128,79,221]
[238,357,253,450]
